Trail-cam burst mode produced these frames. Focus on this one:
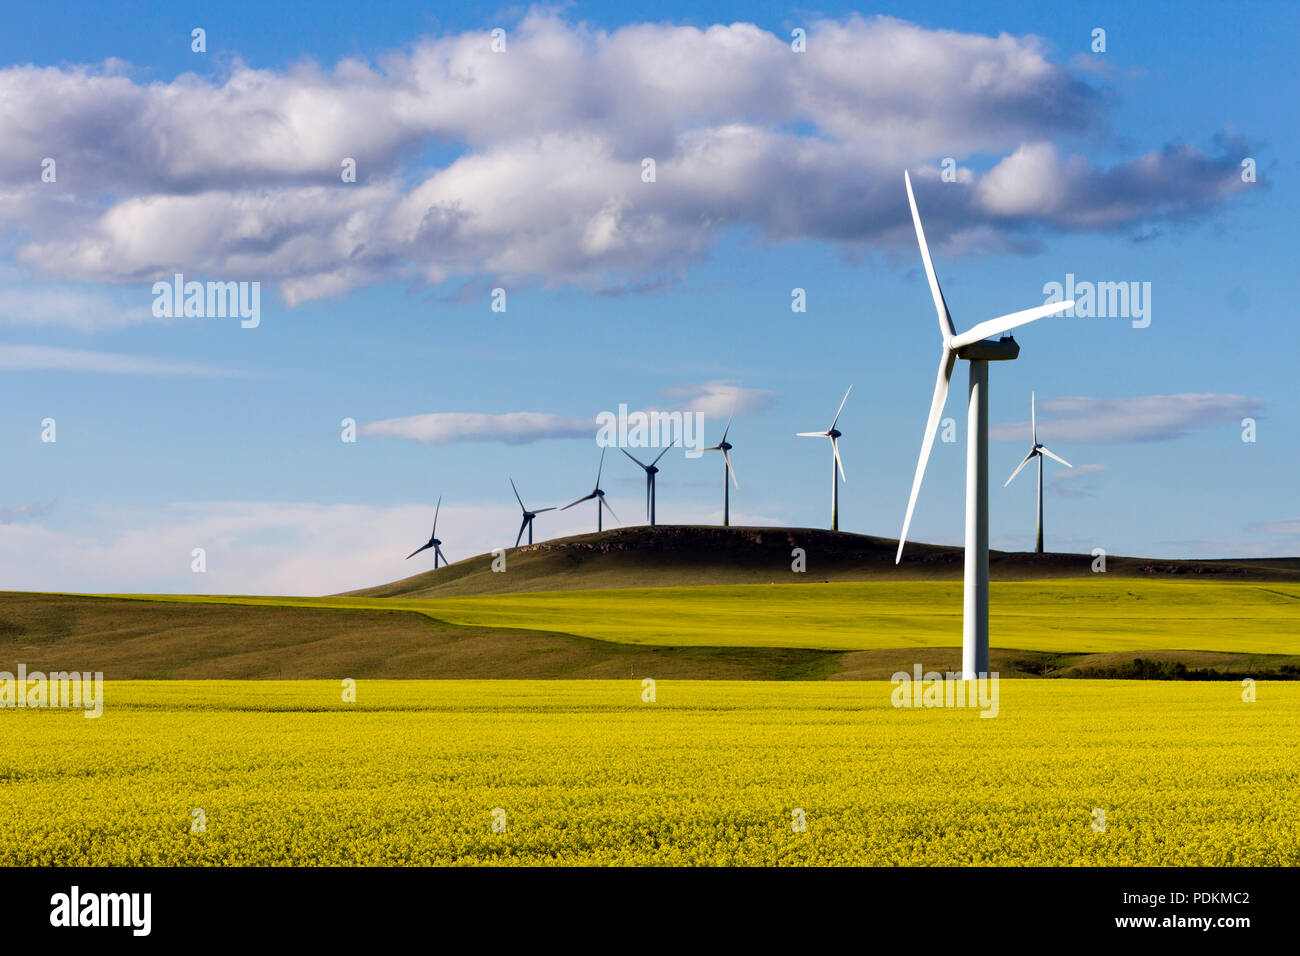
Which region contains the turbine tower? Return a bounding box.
[1004,392,1073,554]
[704,412,738,526]
[895,171,1074,678]
[621,440,676,526]
[797,385,852,531]
[406,495,449,567]
[510,478,556,547]
[561,448,619,532]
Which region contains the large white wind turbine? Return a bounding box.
[621,440,676,526]
[561,448,619,532]
[894,171,1074,678]
[797,385,852,531]
[704,412,738,527]
[1004,392,1073,554]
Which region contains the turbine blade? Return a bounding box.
[704,444,723,452]
[406,542,432,560]
[434,545,448,565]
[1004,449,1036,487]
[432,495,441,537]
[534,507,557,514]
[896,349,957,563]
[596,447,606,485]
[905,170,956,345]
[509,478,525,512]
[561,493,595,510]
[1031,392,1037,445]
[515,517,528,548]
[650,439,677,467]
[949,300,1074,350]
[723,449,739,488]
[832,436,846,482]
[620,447,648,469]
[796,431,827,437]
[600,496,619,522]
[721,410,734,443]
[1039,445,1072,468]
[830,384,853,431]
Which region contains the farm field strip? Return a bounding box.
[1,680,1296,866]
[80,579,1300,654]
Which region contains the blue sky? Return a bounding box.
[0,1,1296,594]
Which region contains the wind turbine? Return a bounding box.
[1004,392,1073,554]
[561,448,619,532]
[894,171,1074,679]
[704,412,738,527]
[797,385,852,531]
[510,478,555,547]
[621,440,676,526]
[406,495,449,567]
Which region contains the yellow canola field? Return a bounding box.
[0,680,1295,866]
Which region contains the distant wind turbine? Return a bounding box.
[406,495,449,567]
[561,448,619,532]
[797,385,852,531]
[704,412,739,526]
[621,440,676,526]
[510,478,556,547]
[1004,392,1073,554]
[894,170,1074,679]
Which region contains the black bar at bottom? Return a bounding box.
[2,865,1287,942]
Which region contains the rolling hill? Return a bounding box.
[5,527,1297,681]
[347,525,1300,598]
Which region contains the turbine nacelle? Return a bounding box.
[955,335,1020,362]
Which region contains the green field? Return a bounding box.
[1,680,1295,866]
[104,579,1300,654]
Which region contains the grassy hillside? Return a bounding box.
[347,526,1300,598]
[0,592,836,680]
[7,587,1299,679]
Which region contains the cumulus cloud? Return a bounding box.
[992,394,1261,443]
[0,10,1258,303]
[359,411,595,445]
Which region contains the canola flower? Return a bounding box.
[0,680,1295,866]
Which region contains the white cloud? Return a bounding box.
[0,499,782,595]
[992,394,1261,443]
[0,11,1255,299]
[359,411,595,445]
[0,344,239,376]
[657,380,778,418]
[0,283,156,330]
